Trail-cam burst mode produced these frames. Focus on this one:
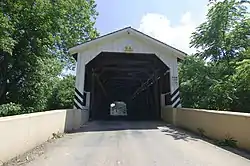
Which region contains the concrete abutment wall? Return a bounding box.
[0,109,88,165]
[161,107,250,151]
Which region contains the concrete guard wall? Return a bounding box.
[0,109,88,164]
[161,107,250,151]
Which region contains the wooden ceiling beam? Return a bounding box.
[94,66,153,72]
[92,60,152,68]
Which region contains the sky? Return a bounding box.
[95,0,211,55]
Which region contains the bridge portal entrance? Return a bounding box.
[69,27,186,121]
[85,52,170,120]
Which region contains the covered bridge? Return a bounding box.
[69,27,186,120]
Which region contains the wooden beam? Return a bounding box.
[105,82,141,89]
[130,69,170,100]
[94,72,108,97]
[90,71,95,119]
[94,66,153,72]
[108,76,145,80]
[131,73,156,99]
[101,75,146,86]
[153,71,160,118]
[93,61,152,68]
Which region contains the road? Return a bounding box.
[24,121,250,166]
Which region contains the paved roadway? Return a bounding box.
[25,121,250,166]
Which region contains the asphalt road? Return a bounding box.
[24,121,250,166]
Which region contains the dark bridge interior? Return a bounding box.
[85,52,171,120]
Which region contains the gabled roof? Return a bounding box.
[69,27,187,59]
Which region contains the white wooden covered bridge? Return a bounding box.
[69,27,186,120]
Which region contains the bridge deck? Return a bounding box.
[22,121,250,166]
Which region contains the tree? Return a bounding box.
[48,75,75,110]
[0,0,98,112]
[230,50,250,112]
[181,0,250,112]
[190,0,250,62]
[179,55,214,108]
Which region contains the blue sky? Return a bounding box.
[95,0,210,54]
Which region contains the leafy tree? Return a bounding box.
[179,56,214,108]
[48,75,75,110]
[0,0,98,112]
[0,102,22,117]
[231,56,250,112]
[190,0,250,62]
[181,0,250,112]
[179,56,240,111]
[7,57,64,111]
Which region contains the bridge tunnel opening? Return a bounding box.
[84,52,171,121]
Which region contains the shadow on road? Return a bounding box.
[70,120,166,132]
[67,120,250,160]
[158,124,198,142]
[68,120,198,142]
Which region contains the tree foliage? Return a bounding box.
[48,75,75,110]
[179,56,214,108]
[0,102,22,117]
[0,0,98,115]
[191,0,250,62]
[180,0,250,112]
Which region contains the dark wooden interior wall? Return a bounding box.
[85,52,171,120]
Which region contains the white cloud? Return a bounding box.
[138,11,207,54]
